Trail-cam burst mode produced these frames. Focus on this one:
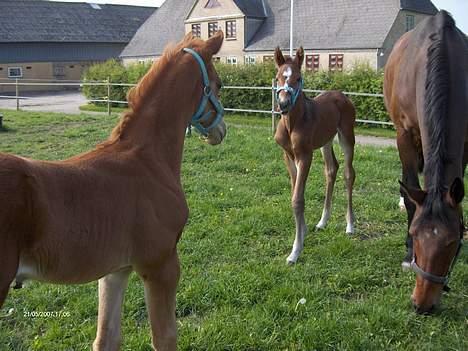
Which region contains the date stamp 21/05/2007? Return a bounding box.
[22,310,71,319]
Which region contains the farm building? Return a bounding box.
[121,0,438,71]
[0,0,155,92]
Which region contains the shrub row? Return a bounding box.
[82,60,390,124]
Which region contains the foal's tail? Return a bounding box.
[0,155,32,307]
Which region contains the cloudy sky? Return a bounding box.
[51,0,467,33]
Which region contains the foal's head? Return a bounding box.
[183,31,226,145]
[274,47,305,114]
[401,178,464,314]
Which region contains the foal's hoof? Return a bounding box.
[401,261,411,271]
[286,254,299,265]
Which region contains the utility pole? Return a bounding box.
[290,0,294,56]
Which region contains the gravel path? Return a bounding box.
[0,91,396,148]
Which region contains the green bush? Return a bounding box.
[82,60,389,123]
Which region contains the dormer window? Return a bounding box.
[205,0,221,8]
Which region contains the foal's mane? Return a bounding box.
[106,34,205,143]
[423,11,456,217]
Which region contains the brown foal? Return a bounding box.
[0,31,226,350]
[274,47,356,264]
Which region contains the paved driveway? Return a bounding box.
[0,90,87,114]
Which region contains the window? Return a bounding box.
[208,22,218,37]
[226,20,237,39]
[263,55,274,63]
[306,54,320,72]
[245,56,256,65]
[208,22,218,38]
[212,57,221,63]
[192,23,201,38]
[227,56,238,65]
[8,67,22,78]
[406,15,415,31]
[26,66,32,70]
[329,54,344,72]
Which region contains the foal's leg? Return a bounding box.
[338,130,356,234]
[316,140,338,230]
[139,251,180,351]
[396,129,421,268]
[283,152,297,192]
[287,154,313,264]
[93,268,132,351]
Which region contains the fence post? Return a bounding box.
[15,79,19,111]
[271,78,276,135]
[107,77,111,116]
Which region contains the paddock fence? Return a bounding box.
[0,78,392,134]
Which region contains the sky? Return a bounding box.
[51,0,467,33]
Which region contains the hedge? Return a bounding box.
[82,60,390,124]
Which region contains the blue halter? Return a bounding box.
[183,48,224,137]
[276,78,304,108]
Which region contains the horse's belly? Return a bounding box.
[15,251,131,285]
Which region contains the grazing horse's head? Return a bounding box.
[183,31,226,145]
[400,178,464,314]
[274,47,304,114]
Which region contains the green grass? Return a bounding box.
[0,109,466,351]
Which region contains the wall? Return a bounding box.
[0,61,94,93]
[379,10,432,68]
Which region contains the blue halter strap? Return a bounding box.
[276,78,303,108]
[183,48,224,137]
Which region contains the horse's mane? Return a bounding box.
[423,11,456,217]
[105,34,205,144]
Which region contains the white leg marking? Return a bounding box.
[399,196,406,211]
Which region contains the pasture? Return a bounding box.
[0,110,466,350]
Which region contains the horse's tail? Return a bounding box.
[424,10,455,207]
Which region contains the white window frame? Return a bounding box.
[227,56,238,65]
[244,56,256,65]
[8,67,22,78]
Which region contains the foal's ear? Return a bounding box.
[294,47,305,68]
[205,30,224,55]
[446,177,464,207]
[399,181,426,206]
[183,32,194,42]
[274,47,286,68]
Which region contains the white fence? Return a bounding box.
[0,79,392,133]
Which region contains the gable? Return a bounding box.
[187,0,243,20]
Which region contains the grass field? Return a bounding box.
[0,109,466,351]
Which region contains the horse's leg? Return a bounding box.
[139,250,179,351]
[287,153,313,264]
[316,141,338,230]
[396,129,420,268]
[93,268,131,351]
[0,235,20,308]
[338,129,356,234]
[283,151,297,192]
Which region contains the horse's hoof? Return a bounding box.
[286,255,298,265]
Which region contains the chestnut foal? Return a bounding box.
[0,32,226,350]
[274,47,356,264]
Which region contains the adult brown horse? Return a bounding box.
[0,31,226,350]
[274,47,356,264]
[384,10,467,314]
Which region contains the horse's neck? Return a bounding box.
[114,70,197,177]
[285,94,307,132]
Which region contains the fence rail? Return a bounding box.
[0,78,392,132]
